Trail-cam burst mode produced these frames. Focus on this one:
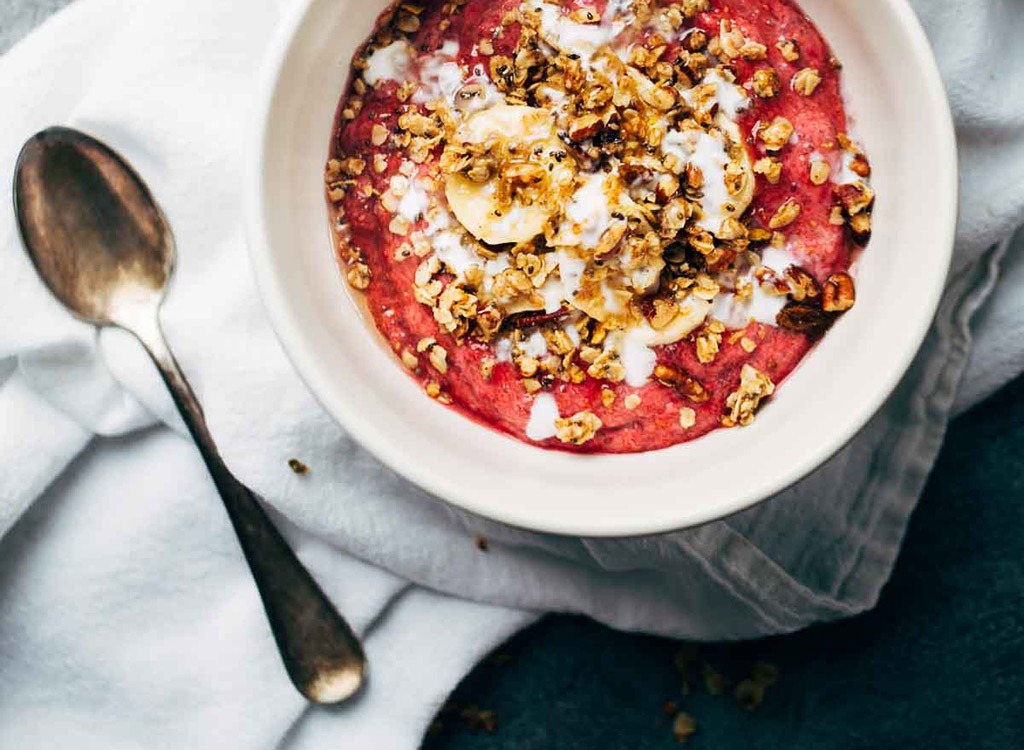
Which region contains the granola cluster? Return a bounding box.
[325,0,875,445]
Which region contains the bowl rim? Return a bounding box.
[246,0,959,538]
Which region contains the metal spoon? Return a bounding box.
[13,126,366,704]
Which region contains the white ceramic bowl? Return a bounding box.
[247,0,957,537]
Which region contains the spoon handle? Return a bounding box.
[131,316,366,704]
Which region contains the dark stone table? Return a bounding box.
[425,376,1024,748]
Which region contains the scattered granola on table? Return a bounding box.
[287,458,310,475]
[664,644,783,741]
[326,0,874,453]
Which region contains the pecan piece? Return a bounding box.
[784,266,821,302]
[654,364,710,403]
[848,212,872,243]
[503,307,570,331]
[834,182,875,216]
[822,273,856,312]
[568,114,604,142]
[848,153,872,178]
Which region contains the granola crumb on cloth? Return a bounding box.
[326,0,873,453]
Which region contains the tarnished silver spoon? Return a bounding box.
[14,126,366,704]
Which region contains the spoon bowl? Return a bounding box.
[15,127,171,328]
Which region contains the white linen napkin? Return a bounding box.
[1,0,1022,747]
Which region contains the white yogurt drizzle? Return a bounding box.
[559,173,614,249]
[525,393,560,441]
[374,3,820,388]
[662,128,734,233]
[529,1,635,62]
[710,245,801,329]
[363,40,414,86]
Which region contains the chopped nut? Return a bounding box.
[741,40,768,60]
[776,38,801,62]
[400,349,419,370]
[849,152,872,178]
[371,123,389,147]
[835,181,876,216]
[702,663,729,695]
[754,157,783,184]
[555,411,603,445]
[428,344,449,374]
[672,712,697,743]
[459,706,498,734]
[587,348,627,383]
[740,337,757,353]
[696,327,722,364]
[568,113,603,142]
[326,182,347,203]
[651,299,681,330]
[395,10,421,33]
[785,265,821,302]
[792,67,822,96]
[655,364,710,403]
[346,262,372,290]
[288,458,310,475]
[389,215,411,235]
[518,356,539,378]
[735,679,765,710]
[751,68,781,98]
[624,393,642,410]
[718,19,745,59]
[679,407,697,429]
[338,156,366,176]
[601,388,617,408]
[758,117,795,152]
[724,364,776,427]
[809,159,831,185]
[848,211,873,241]
[768,198,802,230]
[822,272,856,312]
[683,28,708,51]
[681,0,710,18]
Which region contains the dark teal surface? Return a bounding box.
[424,378,1024,749]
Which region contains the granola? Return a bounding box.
[326,0,874,453]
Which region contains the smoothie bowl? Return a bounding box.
[248,0,956,536]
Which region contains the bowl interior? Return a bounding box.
[249,0,957,537]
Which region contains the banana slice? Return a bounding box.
[444,105,576,246]
[445,179,550,246]
[643,298,712,346]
